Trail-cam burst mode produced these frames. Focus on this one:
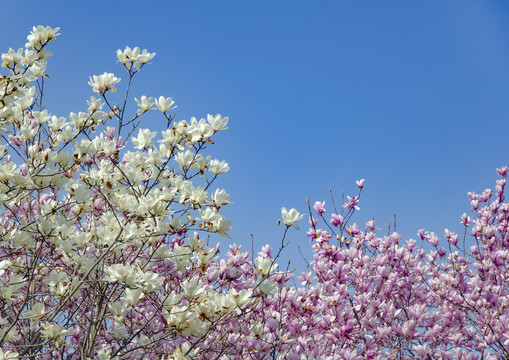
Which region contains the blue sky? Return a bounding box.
[2,1,509,272]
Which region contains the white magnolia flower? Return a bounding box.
[125,288,145,306]
[207,114,228,131]
[29,59,47,78]
[20,123,38,140]
[0,349,19,360]
[208,159,229,176]
[87,96,103,112]
[88,72,120,94]
[181,280,204,298]
[256,278,278,295]
[189,117,213,141]
[167,343,197,360]
[24,48,52,66]
[162,293,183,310]
[281,207,305,230]
[172,245,193,271]
[210,189,231,208]
[194,250,216,266]
[43,270,68,287]
[189,186,208,206]
[49,115,67,131]
[156,96,176,113]
[191,154,211,172]
[26,25,60,49]
[216,294,236,315]
[175,150,194,169]
[0,162,17,182]
[300,355,321,360]
[14,86,35,109]
[96,349,113,360]
[132,128,156,149]
[1,47,23,69]
[33,110,51,124]
[116,46,155,71]
[0,260,11,276]
[113,322,126,339]
[250,324,263,336]
[199,207,220,224]
[22,303,47,321]
[255,256,277,276]
[40,323,67,340]
[102,139,117,156]
[187,233,205,250]
[68,182,92,203]
[108,301,129,321]
[135,95,155,116]
[211,215,232,238]
[58,124,79,142]
[136,334,152,347]
[164,305,194,328]
[160,129,181,147]
[231,289,252,307]
[104,264,138,287]
[138,271,163,292]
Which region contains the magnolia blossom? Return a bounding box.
[281,207,305,229]
[88,72,121,94]
[313,201,326,215]
[0,350,19,360]
[134,95,155,115]
[40,323,68,341]
[125,288,145,306]
[255,256,277,276]
[108,301,130,322]
[343,195,360,211]
[25,25,60,49]
[22,303,46,321]
[211,188,232,208]
[208,159,230,175]
[1,48,23,69]
[330,213,343,227]
[132,128,156,149]
[175,150,194,168]
[49,115,67,131]
[116,46,155,71]
[207,113,229,131]
[156,96,176,113]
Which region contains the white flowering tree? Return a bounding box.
[0,26,297,360]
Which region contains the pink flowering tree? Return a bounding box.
[1,25,509,360]
[259,169,509,360]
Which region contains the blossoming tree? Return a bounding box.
[0,26,289,360]
[1,25,509,360]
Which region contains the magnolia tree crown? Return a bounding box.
[0,25,296,360]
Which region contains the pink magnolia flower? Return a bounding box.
[343,195,360,211]
[497,166,508,177]
[313,201,326,216]
[330,213,344,227]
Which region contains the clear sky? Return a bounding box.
[2,1,509,272]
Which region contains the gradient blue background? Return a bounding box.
[2,1,509,272]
